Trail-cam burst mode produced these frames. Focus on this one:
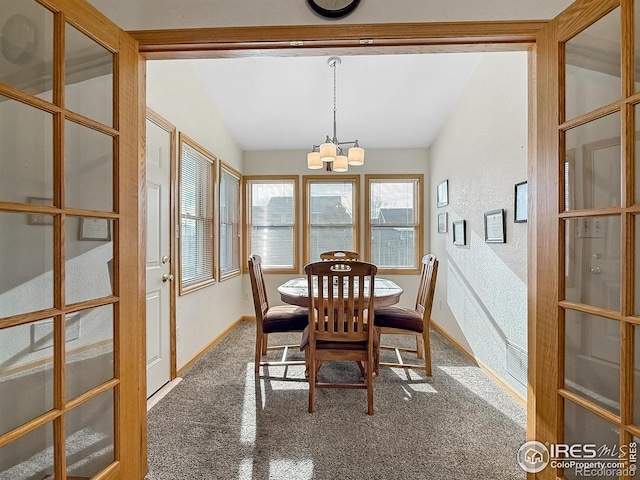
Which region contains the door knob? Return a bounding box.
[162,273,174,282]
[162,255,170,264]
[589,267,602,275]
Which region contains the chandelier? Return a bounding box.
[307,56,364,172]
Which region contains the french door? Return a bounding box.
[534,0,640,478]
[0,0,144,479]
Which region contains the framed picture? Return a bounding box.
[437,212,448,233]
[484,208,506,243]
[436,180,449,208]
[514,181,528,223]
[27,197,54,225]
[79,217,111,241]
[452,220,466,245]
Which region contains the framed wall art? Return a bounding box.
[436,180,449,208]
[514,181,528,223]
[484,209,506,243]
[437,212,448,233]
[452,219,466,245]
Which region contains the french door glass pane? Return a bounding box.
[635,0,640,91]
[65,24,113,127]
[634,105,640,205]
[64,120,113,212]
[0,421,53,480]
[564,112,621,211]
[65,389,114,478]
[0,95,53,204]
[0,212,53,318]
[564,310,620,414]
[636,215,640,315]
[565,8,621,120]
[65,217,114,305]
[0,319,54,436]
[564,401,618,480]
[0,1,53,97]
[65,305,114,401]
[564,216,621,310]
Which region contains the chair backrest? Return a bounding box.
[305,260,377,344]
[319,250,360,261]
[415,254,439,322]
[248,254,269,322]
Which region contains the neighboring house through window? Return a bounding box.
[303,175,360,264]
[366,174,423,273]
[179,134,216,293]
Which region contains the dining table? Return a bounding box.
[277,276,403,308]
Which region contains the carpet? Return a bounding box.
[146,321,526,480]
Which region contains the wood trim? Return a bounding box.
[176,316,246,376]
[532,18,561,480]
[363,173,423,274]
[431,321,526,408]
[556,0,619,43]
[302,174,360,265]
[128,21,547,59]
[145,108,178,382]
[242,175,301,274]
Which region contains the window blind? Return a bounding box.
[307,180,356,261]
[180,142,214,289]
[369,178,419,269]
[220,166,240,278]
[248,179,295,269]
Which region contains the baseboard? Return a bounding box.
[431,320,526,408]
[176,316,247,376]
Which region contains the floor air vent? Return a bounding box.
[506,341,527,387]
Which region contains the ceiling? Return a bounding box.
[182,52,486,152]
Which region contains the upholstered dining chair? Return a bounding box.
[374,254,438,376]
[301,260,378,415]
[319,250,360,260]
[248,254,308,373]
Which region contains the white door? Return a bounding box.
[145,112,175,398]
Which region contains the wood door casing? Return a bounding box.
[0,0,144,479]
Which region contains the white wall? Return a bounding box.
[243,148,430,307]
[86,0,573,31]
[428,52,528,397]
[146,60,246,369]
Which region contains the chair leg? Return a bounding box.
[366,356,374,415]
[416,334,424,359]
[374,329,381,375]
[254,331,262,373]
[423,326,432,377]
[262,334,268,355]
[308,351,316,413]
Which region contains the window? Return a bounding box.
[179,134,216,293]
[245,176,298,273]
[366,175,422,273]
[304,176,359,264]
[219,162,241,280]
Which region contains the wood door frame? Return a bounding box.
[130,17,546,453]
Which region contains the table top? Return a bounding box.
[277,277,403,308]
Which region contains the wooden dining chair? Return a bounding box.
[301,260,378,415]
[319,250,360,261]
[248,254,308,373]
[374,254,439,376]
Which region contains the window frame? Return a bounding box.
[218,161,242,281]
[177,133,217,294]
[365,174,423,275]
[303,175,360,266]
[243,175,300,274]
